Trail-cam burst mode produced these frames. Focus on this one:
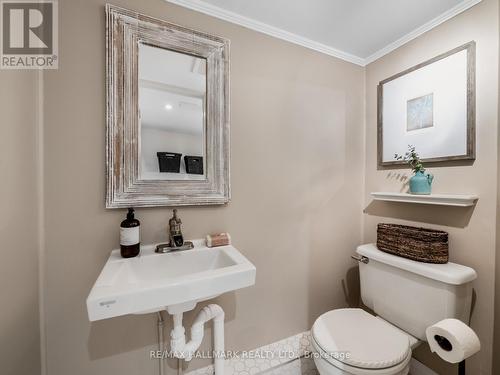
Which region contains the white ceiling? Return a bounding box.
[139,87,204,134]
[165,0,482,66]
[138,44,205,134]
[139,44,206,94]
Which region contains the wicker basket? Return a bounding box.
[377,223,449,264]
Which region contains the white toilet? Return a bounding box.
[311,244,477,375]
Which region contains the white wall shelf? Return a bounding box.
[371,192,479,207]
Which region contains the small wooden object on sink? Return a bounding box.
[206,233,231,248]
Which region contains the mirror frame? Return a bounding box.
[105,5,230,208]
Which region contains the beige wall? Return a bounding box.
[363,0,499,374]
[41,0,365,374]
[494,0,500,370]
[0,71,41,375]
[1,1,494,375]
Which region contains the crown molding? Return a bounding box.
[163,0,365,66]
[364,0,483,64]
[164,0,483,67]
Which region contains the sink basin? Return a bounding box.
[87,240,256,321]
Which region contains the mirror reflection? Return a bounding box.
[138,43,206,180]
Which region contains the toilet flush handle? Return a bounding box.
[351,254,369,264]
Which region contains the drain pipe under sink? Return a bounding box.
[170,304,225,375]
[157,312,185,375]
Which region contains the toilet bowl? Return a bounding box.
[311,309,414,375]
[311,244,477,375]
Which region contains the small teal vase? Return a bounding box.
[409,171,434,195]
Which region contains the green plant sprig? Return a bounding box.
[394,145,425,173]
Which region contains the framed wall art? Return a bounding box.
[378,41,476,167]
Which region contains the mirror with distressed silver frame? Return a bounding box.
[105,5,230,208]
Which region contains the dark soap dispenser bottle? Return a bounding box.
[120,208,140,258]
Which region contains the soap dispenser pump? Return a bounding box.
[120,208,140,258]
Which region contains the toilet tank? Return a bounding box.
[356,244,477,341]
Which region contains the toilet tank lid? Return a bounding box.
[356,244,477,285]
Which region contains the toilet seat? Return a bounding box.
[312,308,411,373]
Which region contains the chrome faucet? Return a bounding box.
[169,209,184,247]
[155,209,194,253]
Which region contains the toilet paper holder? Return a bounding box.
[458,361,465,375]
[434,334,453,351]
[427,319,480,375]
[433,335,465,375]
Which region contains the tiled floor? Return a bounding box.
[261,357,319,375]
[186,332,315,375]
[184,329,437,375]
[266,357,439,375]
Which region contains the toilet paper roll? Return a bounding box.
[425,319,480,363]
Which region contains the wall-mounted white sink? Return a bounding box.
[87,240,256,321]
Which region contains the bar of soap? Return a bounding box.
[206,233,231,247]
